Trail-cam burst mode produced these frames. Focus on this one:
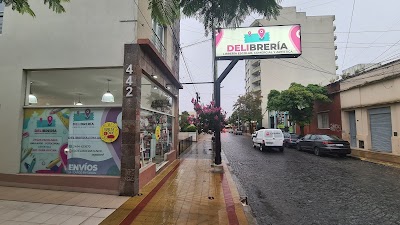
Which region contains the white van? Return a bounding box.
[252,129,284,152]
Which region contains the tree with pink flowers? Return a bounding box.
[191,98,226,133]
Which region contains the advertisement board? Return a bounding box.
[215,25,302,60]
[21,108,122,176]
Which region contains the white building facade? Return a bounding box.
[0,1,181,195]
[245,7,337,128]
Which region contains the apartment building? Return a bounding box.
[245,7,337,128]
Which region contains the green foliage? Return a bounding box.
[0,0,69,16]
[180,0,282,35]
[231,92,262,124]
[179,111,190,132]
[149,0,281,35]
[148,0,180,26]
[267,83,330,134]
[184,124,197,132]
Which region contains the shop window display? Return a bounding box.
[139,75,174,169]
[20,107,122,175]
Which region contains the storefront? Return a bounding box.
[0,42,181,196]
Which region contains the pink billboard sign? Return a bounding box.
[215,25,302,60]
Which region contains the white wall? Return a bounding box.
[0,0,137,174]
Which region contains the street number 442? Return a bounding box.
[126,64,133,97]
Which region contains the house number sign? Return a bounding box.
[125,64,134,97]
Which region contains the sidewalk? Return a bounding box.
[0,186,129,224]
[0,134,251,224]
[101,134,250,225]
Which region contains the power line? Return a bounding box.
[343,17,400,68]
[342,0,356,69]
[181,39,211,48]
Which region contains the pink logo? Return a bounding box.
[289,25,301,53]
[258,28,266,39]
[215,29,224,47]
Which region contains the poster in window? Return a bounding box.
[20,108,70,174]
[67,108,122,175]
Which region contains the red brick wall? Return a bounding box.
[297,82,342,138]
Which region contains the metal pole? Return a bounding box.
[212,26,218,98]
[214,59,239,165]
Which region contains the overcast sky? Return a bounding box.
[179,0,400,116]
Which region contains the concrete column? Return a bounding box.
[119,44,142,196]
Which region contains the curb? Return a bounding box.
[221,151,259,225]
[349,154,400,169]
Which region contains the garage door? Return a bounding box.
[369,107,392,152]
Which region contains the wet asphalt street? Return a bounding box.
[221,133,400,225]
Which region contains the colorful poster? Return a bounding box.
[215,25,302,60]
[21,108,70,174]
[67,108,122,175]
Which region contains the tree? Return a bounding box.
[230,92,262,132]
[0,0,69,16]
[149,0,281,34]
[267,83,330,136]
[179,111,190,131]
[191,99,226,133]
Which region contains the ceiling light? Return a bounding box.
[28,82,38,104]
[76,94,83,106]
[152,74,158,79]
[166,84,171,90]
[153,86,158,90]
[102,79,115,103]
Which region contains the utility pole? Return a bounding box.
[212,26,218,100]
[196,92,200,103]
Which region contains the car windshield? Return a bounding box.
[319,135,342,141]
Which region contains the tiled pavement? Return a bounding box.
[102,134,250,225]
[0,134,251,225]
[0,187,129,225]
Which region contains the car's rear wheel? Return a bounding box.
[314,147,321,156]
[253,142,256,148]
[259,144,264,152]
[296,144,302,151]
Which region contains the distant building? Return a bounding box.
[245,7,337,128]
[340,59,400,163]
[342,63,381,77]
[298,82,342,138]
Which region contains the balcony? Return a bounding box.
[252,76,261,84]
[334,35,337,41]
[253,85,261,92]
[335,55,338,60]
[334,45,337,50]
[252,60,260,67]
[151,34,166,59]
[0,12,3,34]
[251,66,261,75]
[333,25,336,31]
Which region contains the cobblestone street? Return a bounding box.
[222,133,400,225]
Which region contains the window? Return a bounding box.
[152,20,166,58]
[318,112,329,129]
[0,2,4,34]
[26,68,123,106]
[303,134,311,140]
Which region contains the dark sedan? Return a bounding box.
[283,133,299,148]
[296,134,351,157]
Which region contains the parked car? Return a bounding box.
[283,133,299,148]
[296,134,351,157]
[235,130,243,135]
[252,129,284,152]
